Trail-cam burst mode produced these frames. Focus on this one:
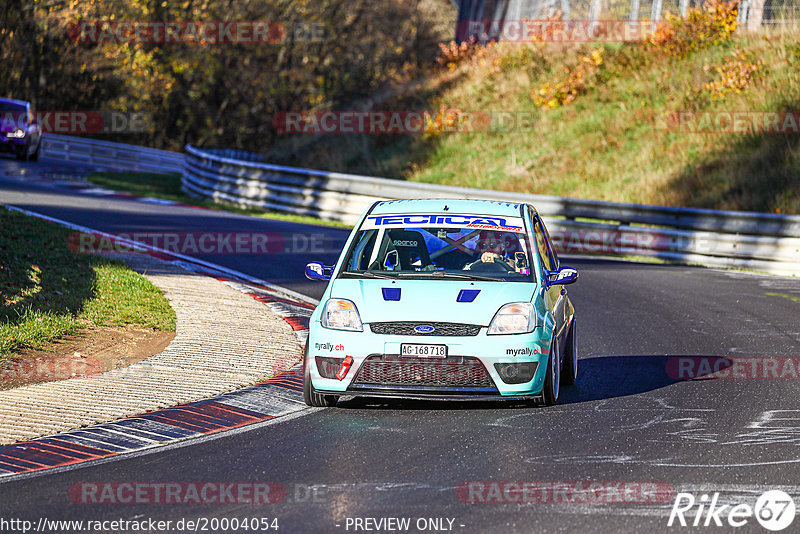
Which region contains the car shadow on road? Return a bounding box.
[336,354,714,410]
[557,354,688,405]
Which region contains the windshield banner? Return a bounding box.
[362,214,525,233]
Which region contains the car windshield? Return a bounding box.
[0,102,25,113]
[340,212,535,282]
[0,102,28,130]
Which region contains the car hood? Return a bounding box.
[328,278,538,325]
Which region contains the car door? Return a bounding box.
[529,208,565,345]
[538,214,570,344]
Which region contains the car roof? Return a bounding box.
[371,198,532,217]
[0,98,30,107]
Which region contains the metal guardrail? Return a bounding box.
[30,133,800,276]
[454,0,798,34]
[41,133,184,175]
[183,145,800,276]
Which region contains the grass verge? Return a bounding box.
[0,207,176,364]
[265,22,800,215]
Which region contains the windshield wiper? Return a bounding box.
[340,270,398,279]
[396,271,503,282]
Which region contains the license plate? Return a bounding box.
[400,343,447,358]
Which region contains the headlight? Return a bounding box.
[487,302,535,335]
[321,298,363,331]
[6,129,25,138]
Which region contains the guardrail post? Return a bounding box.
[561,0,571,20]
[747,0,764,30]
[650,0,664,21]
[589,0,603,21]
[738,0,751,24]
[630,0,641,21]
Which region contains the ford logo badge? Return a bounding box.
[414,325,435,334]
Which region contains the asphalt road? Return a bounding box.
[2,156,800,533]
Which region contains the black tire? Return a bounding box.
[15,144,28,161]
[303,346,339,407]
[542,335,560,406]
[561,319,577,385]
[29,142,39,162]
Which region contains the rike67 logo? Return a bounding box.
[668,490,796,531]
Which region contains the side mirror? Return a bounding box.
[305,262,333,281]
[547,266,578,286]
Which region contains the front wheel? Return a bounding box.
[561,319,577,385]
[542,336,560,406]
[303,346,339,407]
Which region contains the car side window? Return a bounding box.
[531,217,553,273]
[539,216,560,270]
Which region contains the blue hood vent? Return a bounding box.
[457,289,480,303]
[382,287,401,301]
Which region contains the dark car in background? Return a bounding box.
[0,98,41,161]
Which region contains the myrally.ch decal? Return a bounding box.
[505,348,542,356]
[314,342,345,352]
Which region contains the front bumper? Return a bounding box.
[0,136,26,154]
[307,323,551,398]
[322,386,544,403]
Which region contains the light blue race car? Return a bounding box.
[303,198,578,406]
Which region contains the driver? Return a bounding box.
[465,230,516,270]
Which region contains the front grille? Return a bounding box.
[352,355,494,387]
[368,321,482,337]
